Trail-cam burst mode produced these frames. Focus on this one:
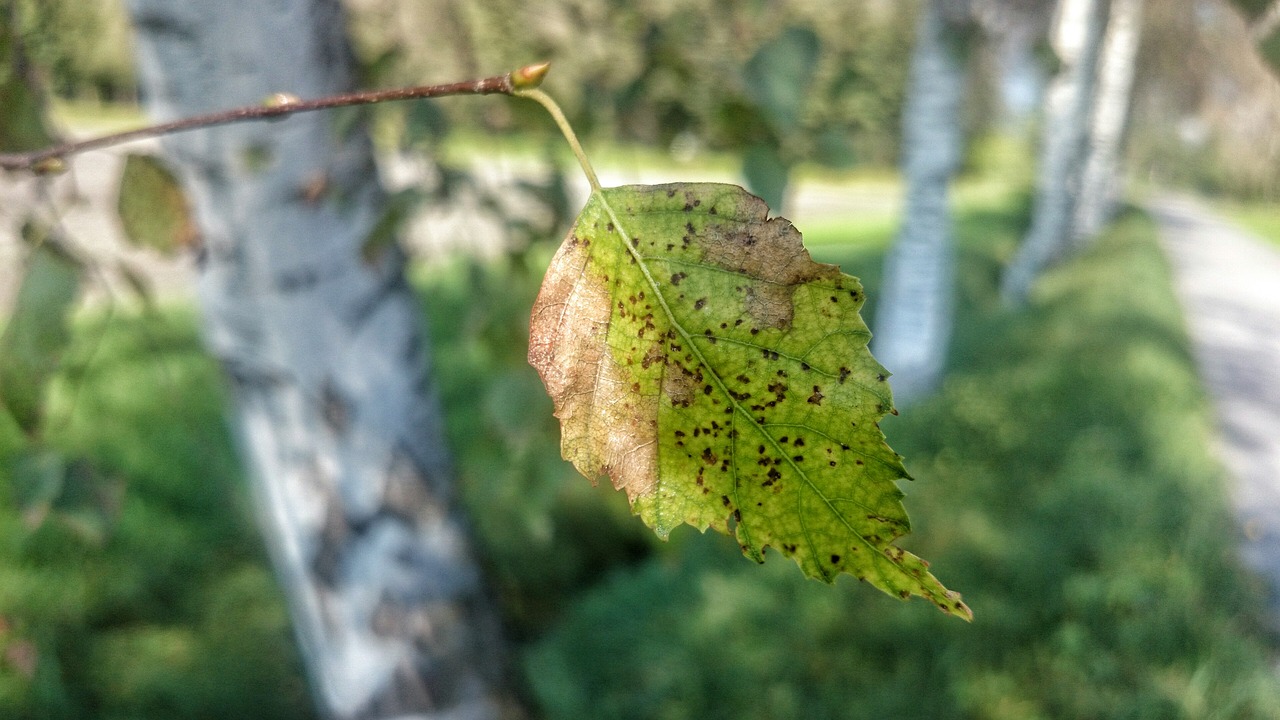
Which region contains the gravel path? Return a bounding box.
[1149,194,1280,618]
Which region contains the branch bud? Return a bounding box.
[31,157,67,176]
[511,62,551,90]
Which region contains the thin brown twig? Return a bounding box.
[0,62,551,174]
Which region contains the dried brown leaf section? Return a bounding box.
[528,231,660,500]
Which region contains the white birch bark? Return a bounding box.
[124,1,519,718]
[1073,0,1144,244]
[872,0,970,405]
[1001,0,1110,304]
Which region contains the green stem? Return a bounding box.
[514,87,601,193]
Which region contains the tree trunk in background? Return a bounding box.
[872,0,971,405]
[1001,0,1109,304]
[1073,0,1144,244]
[125,1,520,718]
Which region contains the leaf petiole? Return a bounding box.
[514,87,602,193]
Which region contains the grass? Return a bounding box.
[2,168,1277,718]
[0,312,314,720]
[1215,200,1280,248]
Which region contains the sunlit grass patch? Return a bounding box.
[0,311,313,720]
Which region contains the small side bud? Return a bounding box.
[511,62,551,90]
[31,157,67,176]
[262,92,302,109]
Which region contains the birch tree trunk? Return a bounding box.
[1073,0,1144,245]
[872,0,971,404]
[125,1,520,718]
[1001,0,1109,304]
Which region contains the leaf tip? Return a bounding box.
[943,593,974,622]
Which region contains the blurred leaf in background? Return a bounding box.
[116,154,199,256]
[0,230,81,436]
[739,26,820,207]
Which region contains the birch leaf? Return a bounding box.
[529,182,969,619]
[0,234,81,434]
[116,153,198,255]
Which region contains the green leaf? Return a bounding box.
[11,447,66,526]
[529,183,969,618]
[360,188,421,264]
[814,128,858,169]
[744,26,820,134]
[116,153,198,255]
[741,142,790,212]
[0,235,82,434]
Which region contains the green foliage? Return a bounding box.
[528,183,966,614]
[348,2,913,168]
[524,193,1280,718]
[740,143,790,212]
[0,3,55,153]
[0,313,313,720]
[744,27,820,136]
[738,26,821,206]
[10,0,135,102]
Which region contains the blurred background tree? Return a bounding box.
[122,0,523,717]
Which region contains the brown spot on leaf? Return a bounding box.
[663,365,697,408]
[743,285,794,330]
